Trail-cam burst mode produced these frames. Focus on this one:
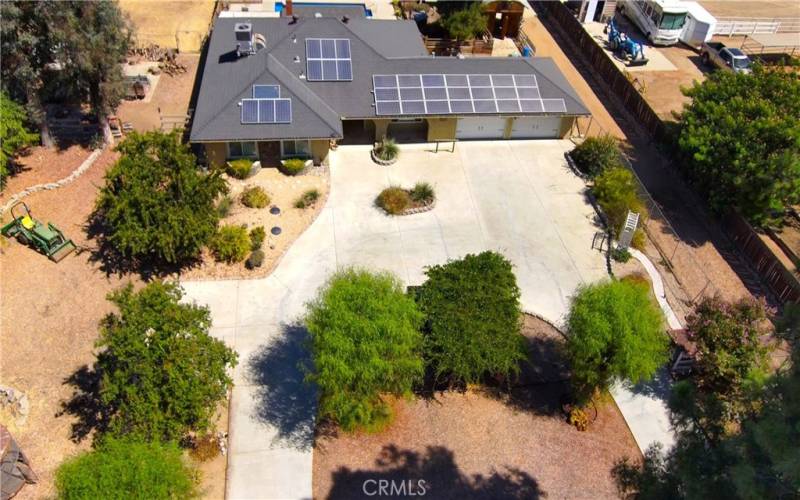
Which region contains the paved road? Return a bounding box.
[181,140,608,499]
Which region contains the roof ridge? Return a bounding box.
[265,54,342,135]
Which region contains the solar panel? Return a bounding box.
[306,38,352,81]
[240,98,292,124]
[253,85,279,98]
[372,73,565,117]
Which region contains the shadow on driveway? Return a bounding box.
[246,323,317,451]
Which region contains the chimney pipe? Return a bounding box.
[285,0,293,17]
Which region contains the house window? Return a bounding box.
[227,141,257,158]
[281,139,311,158]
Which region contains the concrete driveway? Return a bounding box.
[181,140,607,499]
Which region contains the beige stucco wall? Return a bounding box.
[310,139,330,165]
[204,143,227,169]
[426,117,458,141]
[372,119,392,142]
[559,117,575,139]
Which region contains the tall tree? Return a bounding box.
[0,92,39,189]
[96,130,228,265]
[678,65,800,226]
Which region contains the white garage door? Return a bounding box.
[510,116,563,139]
[456,117,506,139]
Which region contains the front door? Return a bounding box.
[258,141,281,167]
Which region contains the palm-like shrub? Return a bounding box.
[374,137,399,162]
[410,182,435,204]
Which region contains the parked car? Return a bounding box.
[701,42,752,74]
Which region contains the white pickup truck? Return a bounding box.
[700,42,752,74]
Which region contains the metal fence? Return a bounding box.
[714,17,800,36]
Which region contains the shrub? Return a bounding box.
[95,130,228,265]
[240,185,269,208]
[227,158,254,179]
[279,158,306,176]
[593,166,648,250]
[569,408,589,431]
[612,247,632,263]
[294,188,320,209]
[55,437,197,500]
[210,225,250,263]
[95,282,237,442]
[189,434,220,462]
[305,268,424,432]
[249,226,265,250]
[374,137,399,162]
[441,2,486,41]
[0,91,38,190]
[376,186,411,215]
[410,182,435,204]
[246,249,265,270]
[216,195,233,218]
[415,251,527,386]
[570,135,622,178]
[566,279,668,405]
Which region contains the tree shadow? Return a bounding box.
[326,444,546,499]
[57,364,110,443]
[246,323,317,452]
[625,366,673,401]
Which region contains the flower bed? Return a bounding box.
[375,182,435,216]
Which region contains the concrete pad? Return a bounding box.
[180,280,239,328]
[583,21,678,72]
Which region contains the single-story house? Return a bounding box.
[189,11,590,168]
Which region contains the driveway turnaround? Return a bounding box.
[181,140,607,499]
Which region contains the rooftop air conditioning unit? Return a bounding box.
[235,22,254,56]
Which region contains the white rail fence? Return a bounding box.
[714,17,800,36]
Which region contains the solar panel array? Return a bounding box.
[306,38,353,81]
[372,74,567,116]
[241,98,292,124]
[253,85,280,99]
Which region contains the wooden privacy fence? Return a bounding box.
[423,36,494,56]
[721,214,800,304]
[536,1,666,141]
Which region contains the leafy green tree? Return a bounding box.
[566,278,668,404]
[305,268,423,432]
[613,338,799,500]
[416,251,526,386]
[96,130,228,265]
[678,65,800,225]
[0,92,38,189]
[670,296,772,441]
[97,281,237,441]
[55,437,197,500]
[442,3,487,41]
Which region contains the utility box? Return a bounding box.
[680,2,717,49]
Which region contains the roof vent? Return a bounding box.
[293,55,301,63]
[341,15,350,23]
[315,12,322,18]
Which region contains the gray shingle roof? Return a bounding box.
[190,16,590,142]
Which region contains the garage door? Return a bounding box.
[456,117,506,140]
[510,116,563,139]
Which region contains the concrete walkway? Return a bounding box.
[181,141,607,499]
[610,248,681,453]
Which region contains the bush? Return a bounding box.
[569,408,589,431]
[96,131,228,265]
[1,92,38,190]
[441,2,486,41]
[593,166,648,250]
[246,249,265,269]
[216,195,233,218]
[55,438,197,500]
[374,137,399,162]
[95,282,237,442]
[415,251,527,386]
[279,158,306,176]
[189,434,220,462]
[210,225,250,263]
[249,226,265,250]
[305,268,424,432]
[570,135,622,178]
[376,186,411,215]
[612,247,632,263]
[566,280,668,405]
[410,182,435,204]
[294,188,320,209]
[240,186,269,208]
[227,158,254,179]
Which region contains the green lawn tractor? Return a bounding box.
[1,201,76,262]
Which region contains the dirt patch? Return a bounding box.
[193,406,229,500]
[119,0,216,52]
[699,1,800,19]
[313,315,640,500]
[1,146,94,203]
[116,53,201,132]
[179,167,329,281]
